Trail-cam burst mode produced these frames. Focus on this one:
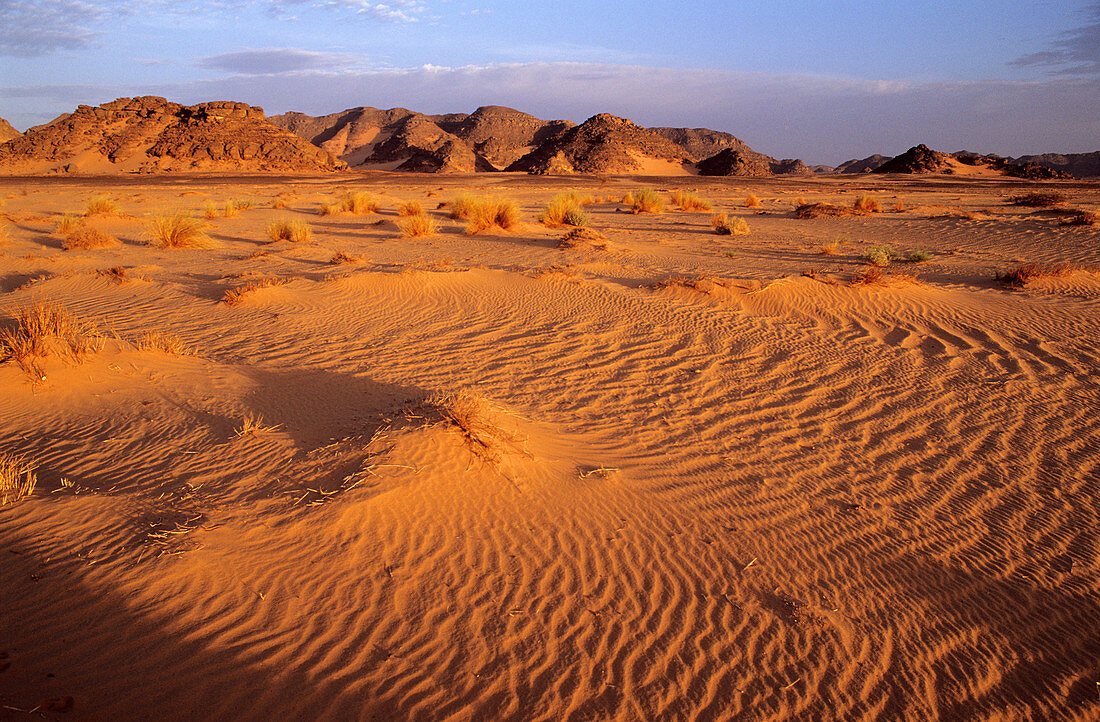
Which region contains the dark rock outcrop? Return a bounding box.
[871,144,954,174]
[836,154,889,173]
[0,117,19,143]
[507,113,688,174]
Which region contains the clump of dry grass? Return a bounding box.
[96,266,130,284]
[428,389,516,461]
[398,200,424,217]
[54,213,82,235]
[671,191,712,212]
[0,302,103,378]
[464,198,520,235]
[711,213,749,236]
[620,191,635,205]
[449,194,480,220]
[62,225,119,251]
[819,240,841,255]
[0,453,37,505]
[744,193,760,208]
[135,331,186,354]
[853,194,880,213]
[906,249,933,263]
[630,189,665,214]
[203,201,219,220]
[327,191,379,216]
[235,413,281,437]
[539,193,590,228]
[222,277,287,306]
[267,218,312,243]
[996,263,1075,287]
[0,223,10,246]
[558,228,610,250]
[795,202,855,219]
[330,250,364,264]
[272,197,289,210]
[1009,192,1066,208]
[84,196,120,216]
[1061,210,1096,226]
[650,274,729,295]
[402,215,439,238]
[864,245,894,267]
[149,212,213,248]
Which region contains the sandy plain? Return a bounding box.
[1,172,1098,720]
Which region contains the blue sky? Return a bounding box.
[2,0,1098,164]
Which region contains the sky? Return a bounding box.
[1,0,1098,165]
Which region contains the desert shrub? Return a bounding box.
[796,202,855,219]
[465,198,520,234]
[428,388,516,461]
[907,249,933,262]
[203,201,219,220]
[398,200,424,217]
[330,250,363,264]
[674,192,712,212]
[54,214,82,235]
[339,191,379,215]
[1061,210,1096,226]
[97,266,130,284]
[135,331,186,354]
[229,199,252,212]
[222,278,287,306]
[449,194,480,220]
[630,189,665,214]
[996,263,1073,287]
[558,228,609,250]
[539,194,589,227]
[149,212,212,248]
[268,218,312,243]
[0,302,103,377]
[620,191,635,205]
[272,198,289,210]
[864,245,894,266]
[744,193,760,208]
[819,240,840,255]
[84,196,120,216]
[1009,192,1066,207]
[402,215,438,238]
[0,453,37,505]
[853,194,880,213]
[711,213,749,235]
[63,226,119,250]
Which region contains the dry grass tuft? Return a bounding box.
[650,274,729,295]
[539,193,590,227]
[330,250,364,264]
[54,213,83,235]
[449,194,480,220]
[96,266,130,284]
[62,225,119,250]
[996,263,1075,287]
[1061,210,1096,226]
[398,200,424,217]
[853,194,880,213]
[851,267,921,287]
[235,413,281,437]
[795,202,855,219]
[744,193,760,208]
[906,249,933,263]
[819,240,841,255]
[0,302,103,378]
[135,331,186,354]
[272,198,289,210]
[0,453,37,505]
[203,201,219,220]
[402,215,439,238]
[84,196,121,216]
[711,213,749,236]
[1009,192,1067,208]
[864,245,894,267]
[428,389,517,461]
[0,223,10,246]
[222,277,287,306]
[620,191,635,205]
[558,228,610,250]
[630,189,665,214]
[339,191,379,215]
[268,218,312,243]
[465,198,520,235]
[149,212,213,248]
[672,191,712,212]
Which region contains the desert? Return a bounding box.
[3,2,1100,719]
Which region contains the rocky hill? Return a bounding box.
[506,114,690,174]
[1009,151,1100,178]
[871,144,954,174]
[836,154,889,173]
[436,106,574,168]
[0,97,344,174]
[0,117,19,143]
[364,114,495,173]
[649,127,760,163]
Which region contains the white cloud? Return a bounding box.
[196,48,360,75]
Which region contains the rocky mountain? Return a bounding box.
[436,106,574,168]
[1009,151,1100,178]
[365,114,496,173]
[0,97,344,174]
[506,114,690,174]
[871,144,954,174]
[649,127,761,164]
[0,117,19,143]
[836,154,889,173]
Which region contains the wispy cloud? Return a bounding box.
[196,48,360,75]
[1010,1,1100,75]
[0,0,430,57]
[2,63,1098,163]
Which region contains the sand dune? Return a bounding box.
[1,174,1099,719]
